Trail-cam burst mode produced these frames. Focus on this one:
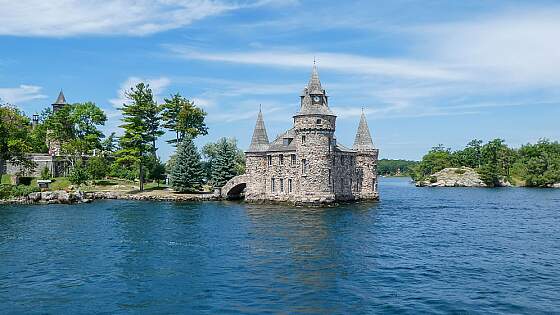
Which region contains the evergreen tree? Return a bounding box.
[209,138,238,187]
[162,93,208,145]
[116,83,162,191]
[170,138,204,192]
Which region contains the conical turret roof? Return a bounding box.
[307,63,323,95]
[53,91,67,105]
[247,108,269,152]
[353,110,374,150]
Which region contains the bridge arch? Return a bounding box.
[220,175,248,200]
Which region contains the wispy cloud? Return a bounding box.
[0,85,47,104]
[166,46,463,80]
[0,0,237,37]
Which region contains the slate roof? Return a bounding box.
[247,109,270,152]
[53,91,67,105]
[267,128,297,152]
[294,65,335,117]
[353,111,375,150]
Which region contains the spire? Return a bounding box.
[53,90,67,105]
[353,110,374,150]
[248,107,269,152]
[307,63,323,94]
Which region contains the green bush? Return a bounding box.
[0,184,40,199]
[429,176,438,183]
[40,166,52,180]
[68,163,90,186]
[454,169,466,175]
[87,156,109,180]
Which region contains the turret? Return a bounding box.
[353,110,379,198]
[52,91,67,112]
[244,108,270,200]
[293,64,336,202]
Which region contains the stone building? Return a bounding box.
[244,65,379,205]
[2,91,71,178]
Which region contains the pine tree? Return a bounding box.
[117,83,162,191]
[170,138,204,192]
[210,138,237,187]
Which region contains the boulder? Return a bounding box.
[416,167,488,187]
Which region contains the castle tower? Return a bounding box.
[353,110,379,198]
[52,91,67,112]
[293,64,336,203]
[48,91,69,156]
[245,108,270,200]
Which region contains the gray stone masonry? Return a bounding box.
[243,65,379,205]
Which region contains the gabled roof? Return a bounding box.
[267,128,297,152]
[53,91,67,105]
[353,111,375,150]
[247,109,270,152]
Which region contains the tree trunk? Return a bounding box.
[139,151,144,192]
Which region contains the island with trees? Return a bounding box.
[412,139,560,188]
[0,83,245,203]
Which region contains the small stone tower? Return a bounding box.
[48,91,69,155]
[52,91,67,112]
[293,64,337,203]
[353,110,379,198]
[244,108,270,200]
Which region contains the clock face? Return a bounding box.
[313,96,321,102]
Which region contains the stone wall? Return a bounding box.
[4,154,71,177]
[355,149,379,199]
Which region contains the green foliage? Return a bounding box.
[517,139,560,187]
[87,156,109,180]
[202,137,245,187]
[203,137,241,187]
[68,162,89,186]
[162,93,208,144]
[40,166,51,180]
[414,138,560,187]
[0,184,40,199]
[377,159,418,176]
[411,145,453,181]
[116,82,163,190]
[0,104,36,175]
[170,138,204,192]
[146,155,166,184]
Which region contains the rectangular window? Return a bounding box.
[288,179,293,193]
[271,178,275,192]
[302,159,307,174]
[302,135,306,144]
[291,154,296,165]
[280,179,284,192]
[279,154,284,165]
[267,155,272,166]
[283,138,292,146]
[341,156,345,166]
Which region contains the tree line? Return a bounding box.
[411,139,560,187]
[377,159,418,176]
[0,83,245,192]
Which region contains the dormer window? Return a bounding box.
[283,138,292,146]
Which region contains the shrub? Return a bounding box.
[429,176,438,183]
[68,163,90,186]
[40,166,52,180]
[454,169,466,175]
[87,156,109,180]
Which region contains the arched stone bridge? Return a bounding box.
[219,174,248,199]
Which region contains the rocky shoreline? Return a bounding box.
[416,167,512,187]
[0,190,221,205]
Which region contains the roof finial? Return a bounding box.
[259,104,262,112]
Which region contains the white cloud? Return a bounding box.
[420,7,560,86]
[0,85,47,104]
[167,46,463,80]
[109,76,171,107]
[0,0,237,37]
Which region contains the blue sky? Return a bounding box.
[1,0,560,161]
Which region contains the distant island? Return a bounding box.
[377,159,418,177]
[411,139,560,188]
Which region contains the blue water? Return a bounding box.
[1,178,559,314]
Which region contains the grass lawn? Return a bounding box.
[1,174,11,185]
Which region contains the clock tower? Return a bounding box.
[293,64,337,202]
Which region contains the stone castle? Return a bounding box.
[243,65,379,204]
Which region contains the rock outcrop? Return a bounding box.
[416,167,488,187]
